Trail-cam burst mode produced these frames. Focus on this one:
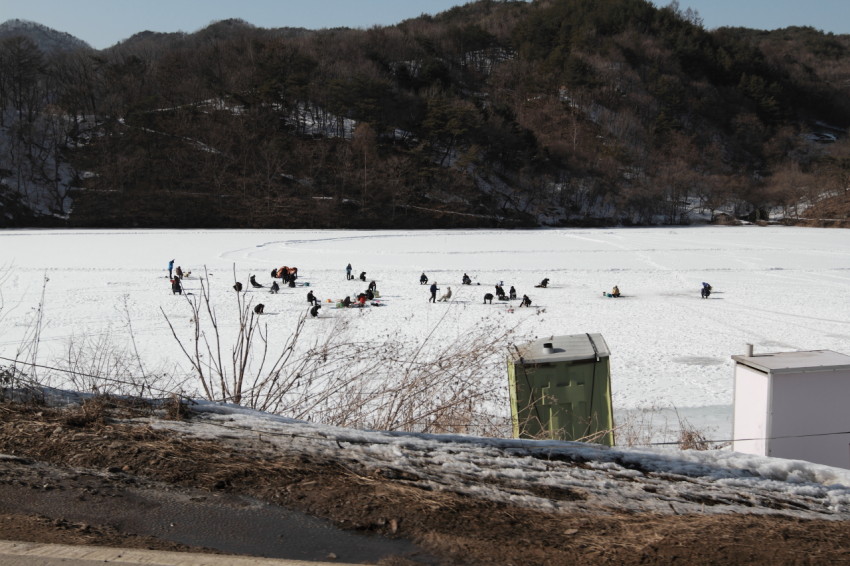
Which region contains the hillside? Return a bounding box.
[1,0,849,228]
[0,19,91,52]
[2,395,850,565]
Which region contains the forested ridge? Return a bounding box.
[1,0,849,228]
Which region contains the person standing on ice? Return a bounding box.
[168,259,174,279]
[429,282,439,303]
[346,263,352,280]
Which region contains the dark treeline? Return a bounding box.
[2,0,849,228]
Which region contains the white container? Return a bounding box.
[732,349,850,469]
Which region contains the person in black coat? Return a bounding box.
[171,276,182,295]
[420,273,428,285]
[429,282,438,303]
[307,290,317,305]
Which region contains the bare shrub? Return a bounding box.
[64,396,110,427]
[164,269,518,436]
[314,318,518,436]
[9,274,49,385]
[676,411,718,450]
[163,393,191,421]
[52,328,186,399]
[679,427,711,450]
[612,406,723,450]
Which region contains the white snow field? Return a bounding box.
[1,226,849,445]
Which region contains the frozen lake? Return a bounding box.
[1,226,849,442]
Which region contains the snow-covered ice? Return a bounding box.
[1,226,849,446]
[142,398,850,520]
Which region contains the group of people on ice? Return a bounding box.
[167,258,715,321]
[600,282,713,299]
[427,281,453,303]
[421,272,538,307]
[168,259,191,294]
[346,264,367,282]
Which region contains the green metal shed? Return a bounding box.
[508,333,614,446]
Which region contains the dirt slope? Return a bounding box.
[0,400,848,565]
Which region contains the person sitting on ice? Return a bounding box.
[171,276,182,295]
[611,285,620,298]
[420,273,428,285]
[535,278,550,288]
[462,273,472,285]
[250,274,264,288]
[307,290,317,305]
[701,282,712,299]
[520,294,532,307]
[509,286,517,300]
[270,281,280,294]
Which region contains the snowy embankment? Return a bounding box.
[144,399,850,521]
[1,226,849,445]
